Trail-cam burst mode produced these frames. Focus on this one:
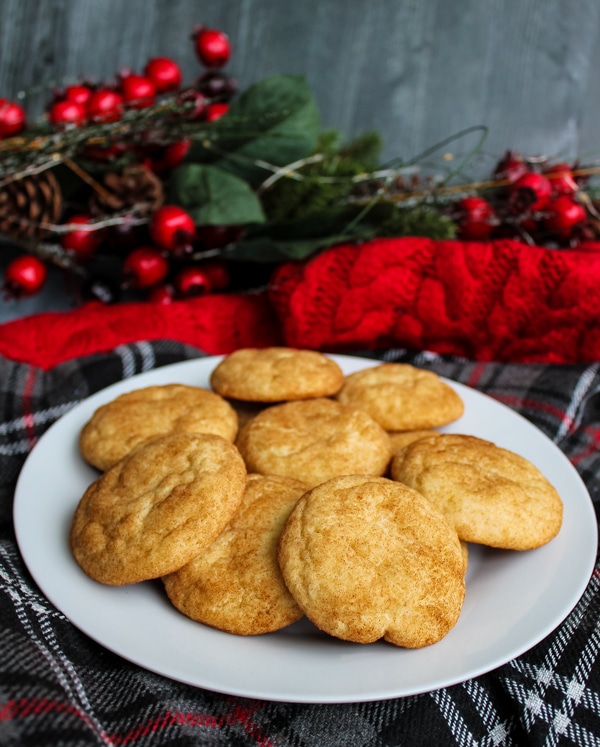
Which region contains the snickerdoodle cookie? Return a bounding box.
[236,398,392,487]
[210,347,344,402]
[164,474,308,635]
[80,383,238,471]
[277,475,466,647]
[336,363,464,431]
[70,433,247,585]
[388,429,441,454]
[390,434,563,550]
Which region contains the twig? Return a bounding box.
[40,210,149,234]
[256,154,325,193]
[62,158,117,203]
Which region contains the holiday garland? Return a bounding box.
[1,23,600,305]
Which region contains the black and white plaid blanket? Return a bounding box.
[2,340,600,747]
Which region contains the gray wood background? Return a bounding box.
[3,0,600,171]
[2,0,600,319]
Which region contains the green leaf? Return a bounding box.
[224,236,343,262]
[187,74,320,185]
[223,199,456,263]
[227,221,377,263]
[167,164,265,225]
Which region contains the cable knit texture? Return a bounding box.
[270,237,600,363]
[1,236,600,367]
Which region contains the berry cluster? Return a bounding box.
[2,26,599,307]
[452,152,592,246]
[2,25,236,302]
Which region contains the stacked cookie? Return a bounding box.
[70,347,563,648]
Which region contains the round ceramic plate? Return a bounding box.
[13,354,598,703]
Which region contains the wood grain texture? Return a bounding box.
[1,0,599,168]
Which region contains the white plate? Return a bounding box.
[13,355,598,703]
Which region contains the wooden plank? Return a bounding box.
[1,0,599,173]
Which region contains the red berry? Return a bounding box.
[64,84,93,107]
[456,196,496,240]
[0,99,26,138]
[174,266,212,297]
[122,246,169,288]
[147,283,175,304]
[193,28,231,68]
[144,57,182,93]
[120,74,156,109]
[177,88,208,120]
[202,259,230,290]
[195,70,237,100]
[86,89,123,122]
[155,140,191,172]
[165,139,191,165]
[493,151,529,183]
[149,205,196,252]
[508,172,552,213]
[60,214,102,259]
[543,163,578,196]
[206,101,229,122]
[3,255,47,297]
[542,195,587,238]
[49,99,87,126]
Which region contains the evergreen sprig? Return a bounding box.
[1,72,460,291]
[260,129,383,223]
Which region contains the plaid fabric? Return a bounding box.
[1,340,600,747]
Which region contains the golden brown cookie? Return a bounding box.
[390,434,563,550]
[236,398,392,487]
[164,474,308,635]
[80,384,238,471]
[336,363,464,431]
[388,429,440,454]
[278,475,466,647]
[70,433,247,585]
[460,541,469,574]
[210,347,344,402]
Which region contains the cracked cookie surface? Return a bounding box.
[210,347,344,402]
[391,433,563,550]
[277,475,466,647]
[336,363,464,431]
[164,474,307,635]
[236,397,392,487]
[70,432,247,585]
[79,383,238,471]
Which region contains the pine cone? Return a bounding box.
[89,165,164,217]
[0,170,63,240]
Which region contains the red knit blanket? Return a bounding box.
[2,237,599,368]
